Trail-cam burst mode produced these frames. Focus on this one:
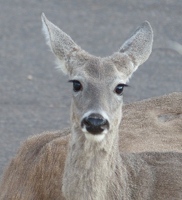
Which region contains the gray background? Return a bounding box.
[0,0,181,176]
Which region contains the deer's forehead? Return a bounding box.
[80,58,120,80]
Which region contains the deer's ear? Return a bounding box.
[41,13,80,74]
[112,21,153,78]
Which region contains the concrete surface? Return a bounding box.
[0,0,181,176]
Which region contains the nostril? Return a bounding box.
[82,113,106,127]
[85,118,106,127]
[82,117,92,127]
[81,113,109,134]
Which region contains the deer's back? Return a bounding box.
[120,92,182,153]
[121,152,182,200]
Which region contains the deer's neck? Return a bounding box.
[62,127,127,200]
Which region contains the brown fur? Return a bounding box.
[121,92,182,152]
[0,14,182,199]
[0,93,182,199]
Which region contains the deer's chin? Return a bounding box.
[84,132,106,142]
[81,125,108,142]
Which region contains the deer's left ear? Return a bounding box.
[112,21,153,78]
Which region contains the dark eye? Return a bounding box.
[69,80,82,92]
[114,84,127,95]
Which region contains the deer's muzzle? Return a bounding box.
[81,113,109,135]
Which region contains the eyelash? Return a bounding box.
[114,84,128,95]
[69,80,82,92]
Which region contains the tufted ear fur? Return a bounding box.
[112,21,153,79]
[41,13,81,74]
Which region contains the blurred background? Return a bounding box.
[0,0,181,176]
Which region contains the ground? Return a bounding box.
[0,0,181,176]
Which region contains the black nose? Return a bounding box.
[81,113,109,134]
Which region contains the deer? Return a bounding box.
[0,13,182,200]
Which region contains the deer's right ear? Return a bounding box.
[41,13,80,74]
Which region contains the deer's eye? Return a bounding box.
[69,80,82,92]
[114,84,127,95]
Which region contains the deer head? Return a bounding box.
[42,13,153,142]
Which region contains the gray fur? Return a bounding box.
[0,14,182,200]
[42,14,182,200]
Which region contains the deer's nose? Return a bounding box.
[81,113,109,134]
